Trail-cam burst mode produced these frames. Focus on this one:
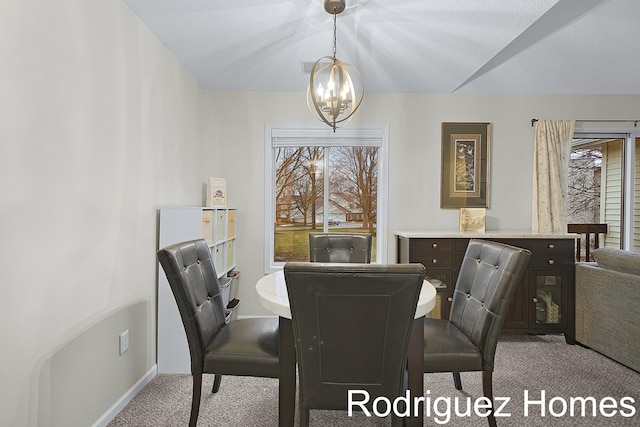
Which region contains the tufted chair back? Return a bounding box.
[157,238,227,375]
[308,232,372,263]
[449,239,531,370]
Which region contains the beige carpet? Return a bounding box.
[108,334,640,426]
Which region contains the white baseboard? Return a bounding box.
[237,314,278,319]
[92,364,157,427]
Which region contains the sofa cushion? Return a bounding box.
[592,248,640,277]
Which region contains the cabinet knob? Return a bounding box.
[448,297,453,302]
[532,298,538,303]
[548,259,555,265]
[548,244,555,249]
[432,243,438,248]
[432,259,438,264]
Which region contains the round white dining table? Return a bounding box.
[256,270,437,319]
[255,269,437,427]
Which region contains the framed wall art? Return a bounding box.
[440,122,491,208]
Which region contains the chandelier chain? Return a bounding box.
[332,8,337,59]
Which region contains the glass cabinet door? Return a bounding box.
[532,272,564,327]
[425,269,452,319]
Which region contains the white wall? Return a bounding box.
[204,91,640,317]
[0,1,210,425]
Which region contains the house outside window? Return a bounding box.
[264,125,389,271]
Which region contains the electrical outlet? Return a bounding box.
[119,330,129,355]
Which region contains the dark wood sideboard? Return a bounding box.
[396,232,576,344]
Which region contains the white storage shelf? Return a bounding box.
[157,207,237,373]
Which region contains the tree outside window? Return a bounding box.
[567,147,602,224]
[274,146,378,262]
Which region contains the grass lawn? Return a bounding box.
[275,227,376,262]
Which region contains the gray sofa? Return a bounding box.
[575,248,640,372]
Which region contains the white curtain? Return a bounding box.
[531,119,576,234]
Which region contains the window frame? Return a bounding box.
[264,124,389,272]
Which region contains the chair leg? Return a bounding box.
[391,411,403,427]
[190,374,203,427]
[211,374,222,393]
[452,372,462,390]
[298,378,310,427]
[299,408,310,427]
[482,370,496,427]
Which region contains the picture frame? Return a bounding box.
[440,122,491,208]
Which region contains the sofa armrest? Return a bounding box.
[575,263,640,372]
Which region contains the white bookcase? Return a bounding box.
[157,207,237,373]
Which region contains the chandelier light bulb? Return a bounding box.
[341,85,349,101]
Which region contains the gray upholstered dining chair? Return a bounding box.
[423,239,531,427]
[157,239,279,427]
[284,262,425,426]
[308,232,372,263]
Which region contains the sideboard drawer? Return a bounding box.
[411,239,454,267]
[530,240,574,270]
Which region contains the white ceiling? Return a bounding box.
[122,0,640,94]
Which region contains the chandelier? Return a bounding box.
[307,0,364,132]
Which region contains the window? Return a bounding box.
[264,125,388,271]
[568,132,639,252]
